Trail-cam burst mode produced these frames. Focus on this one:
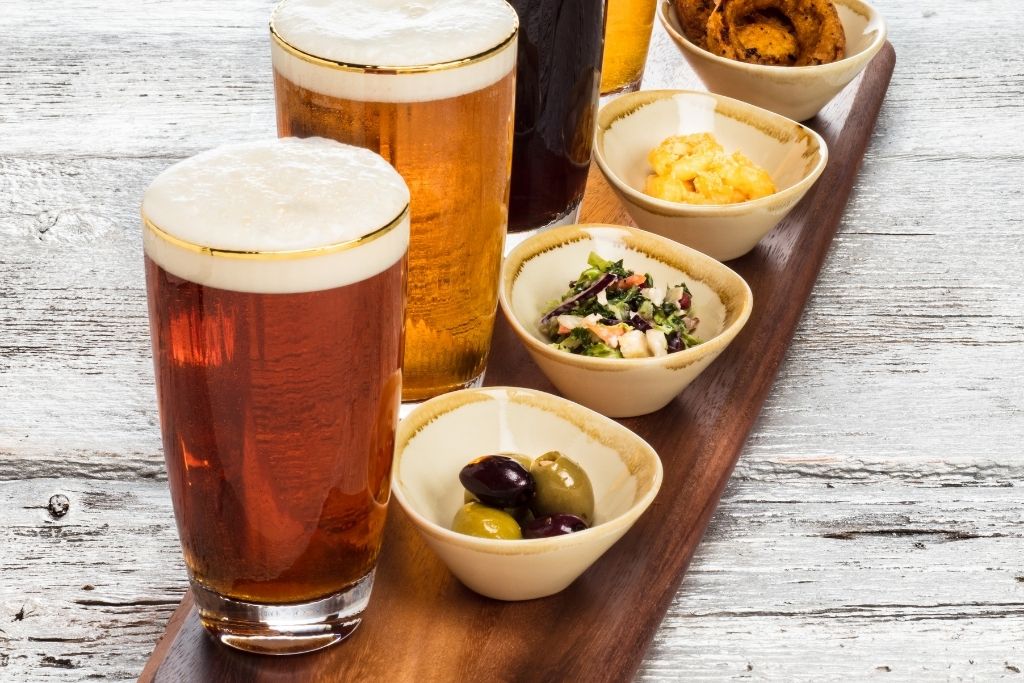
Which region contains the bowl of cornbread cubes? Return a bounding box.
[659,0,887,121]
[594,89,827,261]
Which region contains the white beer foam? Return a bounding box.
[270,0,517,103]
[142,138,409,294]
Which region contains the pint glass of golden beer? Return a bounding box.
[270,0,518,401]
[600,0,658,95]
[142,138,409,654]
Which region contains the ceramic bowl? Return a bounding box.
[594,89,827,261]
[392,386,663,601]
[498,224,752,417]
[658,0,887,121]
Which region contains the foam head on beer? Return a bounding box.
[270,0,518,102]
[142,137,410,294]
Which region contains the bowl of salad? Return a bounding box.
[499,224,753,417]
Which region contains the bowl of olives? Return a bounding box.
[392,386,663,601]
[454,451,595,540]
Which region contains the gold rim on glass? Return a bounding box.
[268,21,518,76]
[142,204,409,261]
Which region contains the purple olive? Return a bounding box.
[521,513,589,539]
[629,314,652,332]
[459,455,536,508]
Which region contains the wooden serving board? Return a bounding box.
[140,43,895,683]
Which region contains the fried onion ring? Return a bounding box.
[705,0,846,66]
[675,0,717,48]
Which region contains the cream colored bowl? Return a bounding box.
[499,224,752,417]
[658,0,887,121]
[392,386,663,601]
[595,90,827,261]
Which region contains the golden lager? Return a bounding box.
[270,0,518,401]
[601,0,657,94]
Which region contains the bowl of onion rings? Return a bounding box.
[594,89,827,261]
[659,0,887,121]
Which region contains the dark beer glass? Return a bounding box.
[507,0,606,234]
[142,138,409,655]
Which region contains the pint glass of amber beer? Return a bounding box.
[142,138,409,654]
[270,0,518,401]
[506,0,606,235]
[600,0,658,95]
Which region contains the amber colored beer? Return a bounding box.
[145,257,404,603]
[270,0,518,401]
[600,0,657,95]
[142,137,410,654]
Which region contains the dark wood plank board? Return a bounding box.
[140,43,895,683]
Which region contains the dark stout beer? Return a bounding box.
[507,0,606,232]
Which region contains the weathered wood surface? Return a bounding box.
[0,1,1021,681]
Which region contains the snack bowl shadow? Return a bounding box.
[498,224,753,418]
[392,386,663,601]
[658,0,887,121]
[594,89,827,262]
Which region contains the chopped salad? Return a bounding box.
[539,252,702,359]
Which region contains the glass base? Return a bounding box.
[504,201,582,255]
[600,77,643,101]
[400,372,485,418]
[191,571,375,655]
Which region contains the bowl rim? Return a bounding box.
[498,223,754,370]
[657,0,888,75]
[594,88,829,217]
[391,385,664,551]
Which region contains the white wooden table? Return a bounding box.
[2,1,1022,680]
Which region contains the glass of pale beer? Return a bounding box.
[270,0,518,402]
[142,138,409,655]
[600,0,658,95]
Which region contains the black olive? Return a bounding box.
[629,314,652,332]
[521,513,589,539]
[459,455,536,508]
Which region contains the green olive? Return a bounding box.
[451,502,523,540]
[461,492,535,524]
[529,451,595,525]
[503,452,535,469]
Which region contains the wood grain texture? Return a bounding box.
[138,48,900,682]
[2,0,1023,680]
